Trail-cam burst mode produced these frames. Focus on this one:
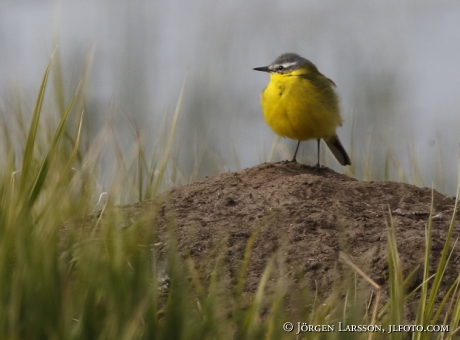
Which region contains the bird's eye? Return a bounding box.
[278,65,284,71]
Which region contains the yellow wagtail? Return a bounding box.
[254,53,351,167]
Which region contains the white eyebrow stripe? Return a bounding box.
[281,62,297,68]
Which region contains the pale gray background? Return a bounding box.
[1,0,459,197]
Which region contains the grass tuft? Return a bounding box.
[0,51,459,339]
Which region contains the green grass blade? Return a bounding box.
[19,49,56,193]
[242,259,273,340]
[27,83,79,207]
[387,213,404,334]
[377,265,423,320]
[414,189,435,337]
[424,181,459,326]
[160,225,187,340]
[234,227,260,299]
[449,279,460,338]
[433,275,460,329]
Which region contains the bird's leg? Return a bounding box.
[291,141,301,162]
[315,139,321,169]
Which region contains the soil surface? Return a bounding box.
[118,162,460,320]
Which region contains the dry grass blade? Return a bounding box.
[63,110,84,175]
[151,78,185,196]
[267,136,280,162]
[339,251,381,340]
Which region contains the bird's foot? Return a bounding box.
[314,163,322,173]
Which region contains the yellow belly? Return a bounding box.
[260,74,342,141]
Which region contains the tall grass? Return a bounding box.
[0,51,459,339]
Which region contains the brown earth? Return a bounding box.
[117,162,460,320]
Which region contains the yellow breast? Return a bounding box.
[260,73,342,141]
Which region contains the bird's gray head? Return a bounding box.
[253,53,310,74]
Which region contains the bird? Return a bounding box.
[253,53,351,167]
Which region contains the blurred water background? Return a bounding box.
[1,0,459,198]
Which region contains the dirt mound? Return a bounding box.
[123,162,460,317]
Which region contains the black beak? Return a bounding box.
[253,66,270,72]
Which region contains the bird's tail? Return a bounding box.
[325,135,351,166]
